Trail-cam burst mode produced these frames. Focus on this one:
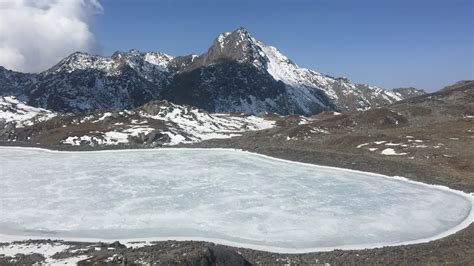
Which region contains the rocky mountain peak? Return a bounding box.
[47,52,115,74]
[45,49,174,79]
[112,50,173,72]
[214,27,254,50]
[185,27,267,71]
[219,27,253,45]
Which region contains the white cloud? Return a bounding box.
[0,0,103,73]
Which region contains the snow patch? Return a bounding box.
[140,103,275,145]
[0,96,56,127]
[356,143,369,148]
[381,148,407,156]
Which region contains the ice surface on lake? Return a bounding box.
[0,148,472,252]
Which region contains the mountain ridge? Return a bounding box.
[0,27,425,115]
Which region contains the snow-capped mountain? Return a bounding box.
[160,27,336,115]
[24,50,175,112]
[0,27,424,115]
[47,50,173,84]
[169,27,416,113]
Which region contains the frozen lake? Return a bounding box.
[0,147,472,253]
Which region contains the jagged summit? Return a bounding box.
[185,27,266,70]
[47,52,115,74]
[215,27,254,48]
[48,49,174,74]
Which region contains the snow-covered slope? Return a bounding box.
[56,101,275,146]
[258,42,405,111]
[0,96,55,128]
[138,101,275,145]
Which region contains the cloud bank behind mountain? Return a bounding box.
[0,0,102,73]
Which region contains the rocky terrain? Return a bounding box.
[0,81,472,265]
[0,99,275,146]
[0,28,424,115]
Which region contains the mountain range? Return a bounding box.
[0,27,424,115]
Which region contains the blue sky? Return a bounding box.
[93,0,473,91]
